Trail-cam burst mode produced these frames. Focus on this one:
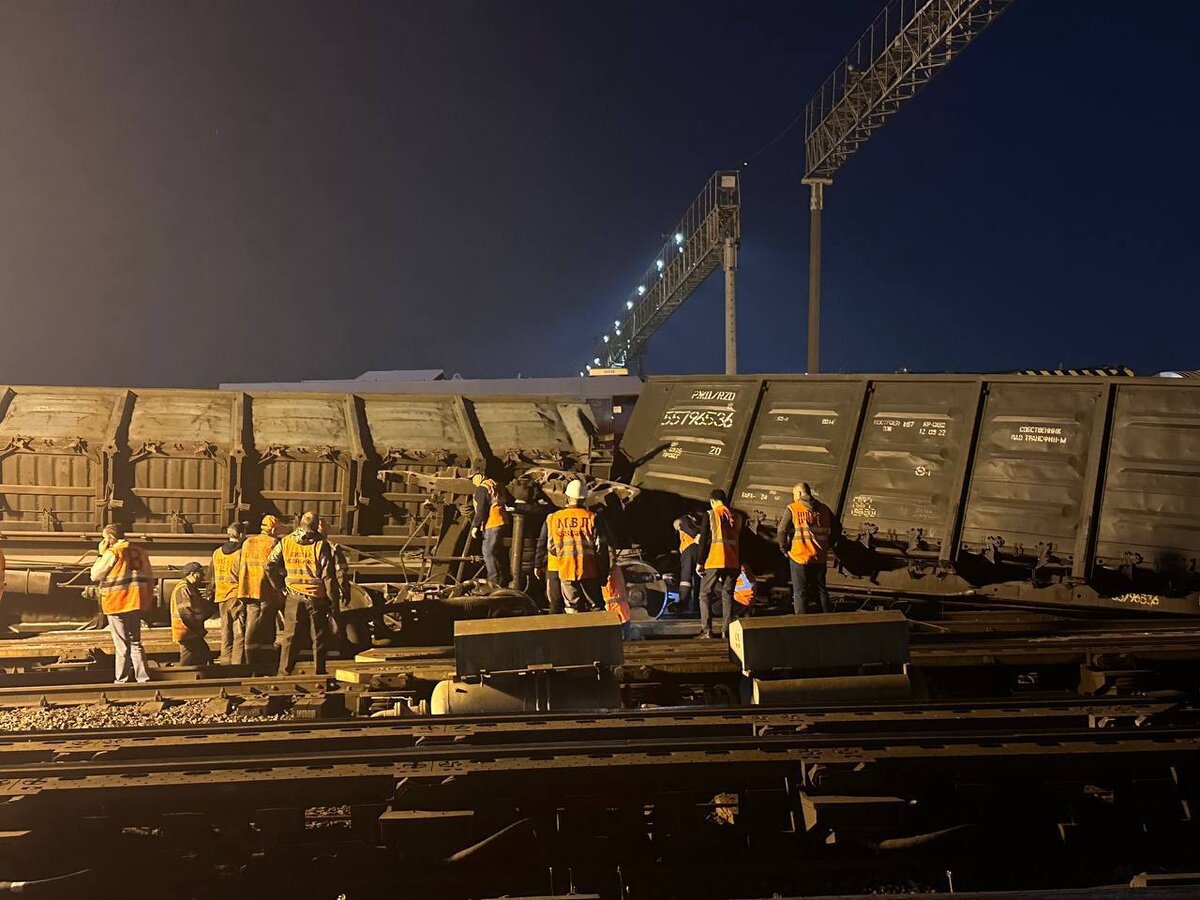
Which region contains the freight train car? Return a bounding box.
[0,385,602,622]
[619,374,1200,616]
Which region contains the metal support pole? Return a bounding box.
[802,178,830,374]
[723,237,738,375]
[508,510,526,591]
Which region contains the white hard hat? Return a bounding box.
[565,479,587,501]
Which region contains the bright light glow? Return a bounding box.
[674,232,683,243]
[655,259,663,270]
[614,320,620,328]
[603,335,609,343]
[615,328,621,336]
[579,371,585,377]
[593,357,600,365]
[626,300,633,309]
[637,286,646,296]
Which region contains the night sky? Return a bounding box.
[0,1,1196,388]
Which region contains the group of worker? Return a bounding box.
[673,481,841,639]
[87,512,349,683]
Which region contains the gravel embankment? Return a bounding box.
[0,699,294,732]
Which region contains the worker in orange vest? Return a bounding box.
[470,471,512,586]
[733,566,755,610]
[777,482,840,614]
[237,514,283,674]
[540,479,611,612]
[89,523,156,683]
[211,522,245,665]
[171,561,213,666]
[533,519,564,614]
[672,513,702,612]
[695,489,743,640]
[266,511,340,675]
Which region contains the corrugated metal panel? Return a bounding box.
[622,378,762,501]
[249,395,354,528]
[472,400,590,457]
[125,392,239,535]
[960,382,1105,564]
[733,379,866,528]
[840,381,981,554]
[1096,384,1200,575]
[0,389,122,532]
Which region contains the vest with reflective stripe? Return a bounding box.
[481,479,510,530]
[547,507,601,582]
[734,567,754,607]
[546,546,560,574]
[211,546,241,603]
[281,534,327,598]
[601,564,630,624]
[170,581,203,642]
[787,499,832,565]
[679,530,697,554]
[704,505,740,570]
[238,533,279,601]
[99,541,155,615]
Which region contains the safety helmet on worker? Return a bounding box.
[260,514,279,535]
[565,479,587,502]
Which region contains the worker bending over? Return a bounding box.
[672,513,702,612]
[696,490,743,640]
[171,562,212,666]
[777,482,840,614]
[537,479,611,612]
[211,522,245,665]
[470,471,512,586]
[89,524,156,683]
[266,511,340,676]
[237,515,283,674]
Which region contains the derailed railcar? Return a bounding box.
[0,386,602,622]
[619,374,1200,616]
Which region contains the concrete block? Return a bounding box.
[454,611,623,677]
[728,611,909,675]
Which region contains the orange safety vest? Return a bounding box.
[98,541,155,615]
[480,479,511,531]
[679,529,697,554]
[734,567,754,607]
[546,545,560,574]
[704,504,740,570]
[787,499,832,565]
[211,546,241,603]
[238,533,279,602]
[601,564,631,624]
[547,507,601,582]
[0,547,5,603]
[170,581,204,642]
[281,534,328,598]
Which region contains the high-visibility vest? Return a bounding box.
[601,564,630,624]
[170,581,204,642]
[547,507,601,582]
[281,534,328,598]
[787,499,832,565]
[237,533,279,601]
[704,504,740,570]
[480,479,511,530]
[734,567,754,607]
[98,541,155,615]
[0,548,5,603]
[679,529,697,554]
[546,545,560,574]
[211,546,241,603]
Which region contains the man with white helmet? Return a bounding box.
[537,479,611,613]
[777,482,840,614]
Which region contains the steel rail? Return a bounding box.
[0,696,1178,764]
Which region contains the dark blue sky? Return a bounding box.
[0,1,1196,387]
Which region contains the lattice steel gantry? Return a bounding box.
[587,172,740,374]
[802,0,1014,373]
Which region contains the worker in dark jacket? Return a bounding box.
[171,562,213,666]
[470,471,511,586]
[777,482,840,614]
[533,515,565,614]
[266,511,340,675]
[673,513,702,612]
[695,490,743,640]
